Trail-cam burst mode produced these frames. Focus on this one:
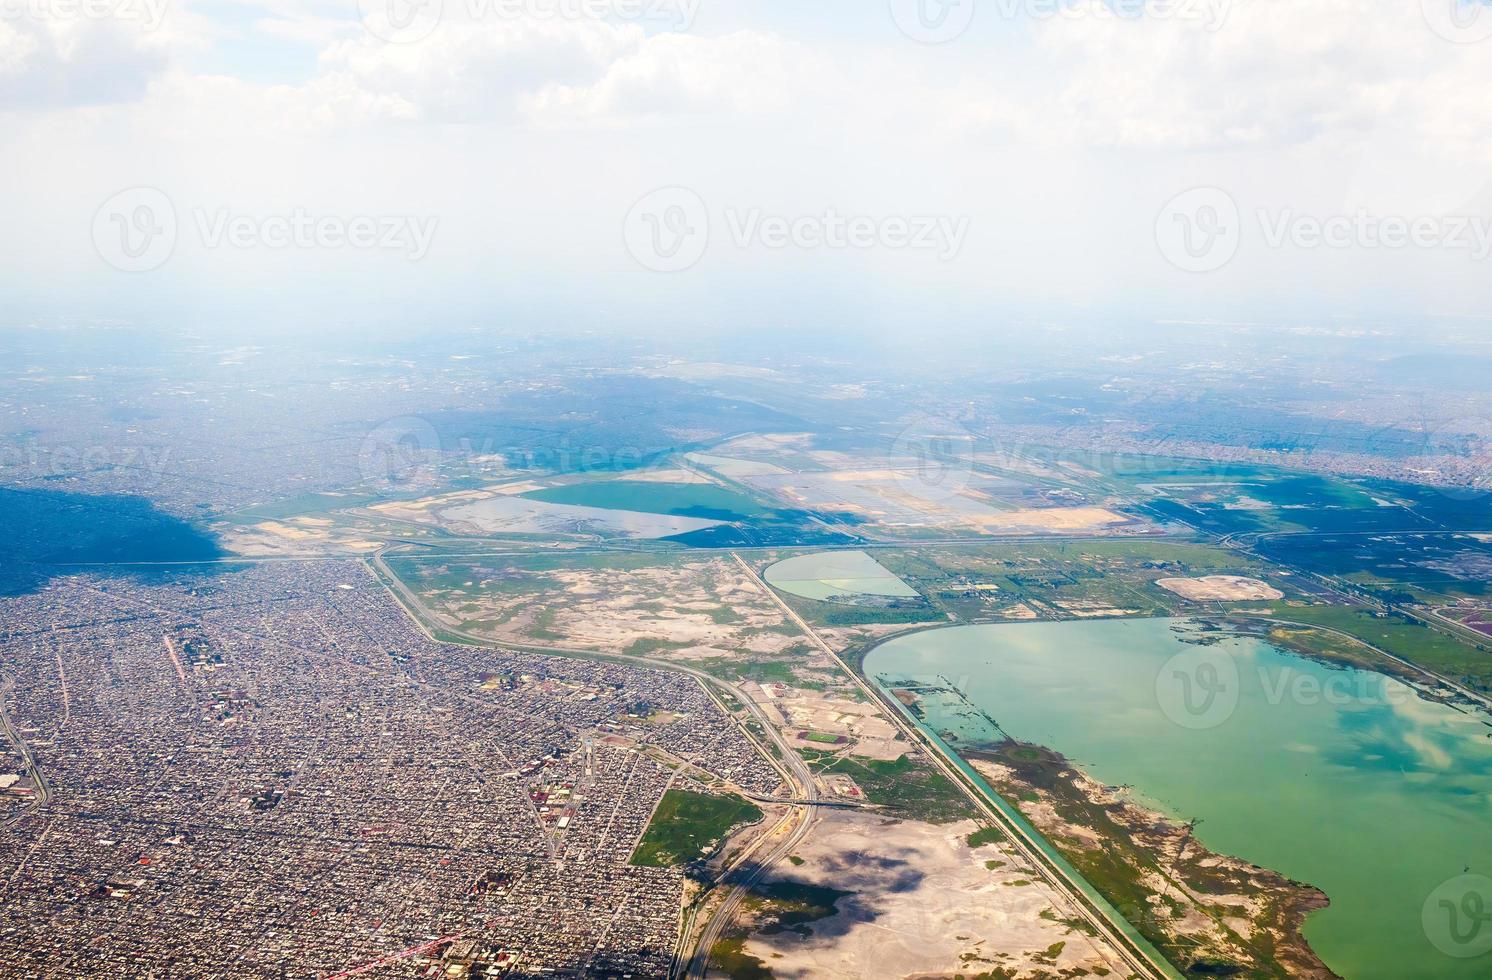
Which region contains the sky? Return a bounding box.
[4,0,1492,339]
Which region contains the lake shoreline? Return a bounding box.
[864,616,1492,979]
[965,740,1337,979]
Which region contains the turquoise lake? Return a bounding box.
[864,617,1492,980]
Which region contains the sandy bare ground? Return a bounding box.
[616,467,711,483]
[732,812,1125,979]
[966,505,1129,532]
[421,556,821,665]
[1156,575,1283,601]
[221,520,384,556]
[740,464,1133,537]
[747,683,907,759]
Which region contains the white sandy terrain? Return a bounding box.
[1156,575,1283,601]
[733,812,1125,979]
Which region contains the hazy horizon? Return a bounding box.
[5,0,1492,333]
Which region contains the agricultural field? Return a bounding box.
[750,538,1299,636]
[1235,603,1492,696]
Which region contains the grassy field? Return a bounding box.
[708,937,773,980]
[865,538,1289,624]
[630,789,763,867]
[1239,604,1492,694]
[797,751,973,824]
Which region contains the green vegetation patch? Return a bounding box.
[745,879,852,937]
[798,751,974,824]
[708,937,773,980]
[966,826,1005,848]
[1239,605,1492,695]
[861,537,1288,625]
[630,789,762,867]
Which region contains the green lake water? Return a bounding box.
[864,618,1492,980]
[521,480,767,521]
[763,549,919,601]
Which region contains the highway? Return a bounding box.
[366,552,823,980]
[372,544,1172,980]
[728,552,1176,980]
[0,674,51,829]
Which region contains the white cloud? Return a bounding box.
[310,17,644,123]
[0,12,168,108]
[519,30,818,125]
[5,0,1492,327]
[977,0,1492,159]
